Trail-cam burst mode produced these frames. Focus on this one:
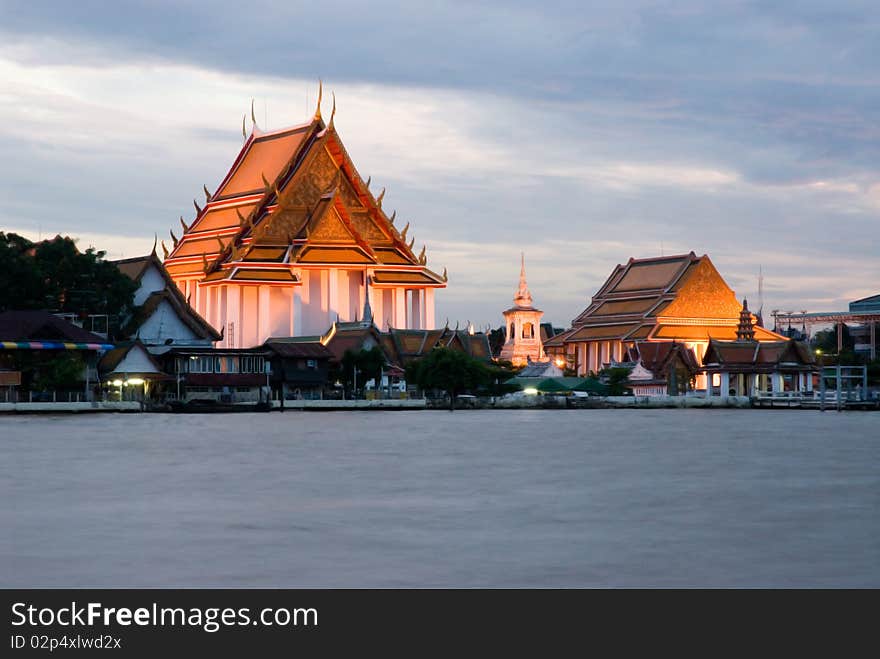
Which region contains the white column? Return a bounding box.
[203,285,212,331]
[258,285,270,344]
[720,372,730,400]
[411,289,422,330]
[227,285,241,348]
[807,372,814,392]
[394,287,407,329]
[290,284,308,336]
[327,269,338,324]
[372,288,384,330]
[424,289,435,330]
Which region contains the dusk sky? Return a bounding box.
[1,1,877,329]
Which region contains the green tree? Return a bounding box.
[405,347,489,410]
[0,232,137,338]
[337,346,387,397]
[484,359,521,396]
[598,366,633,396]
[812,325,855,355]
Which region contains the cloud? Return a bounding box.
[0,2,878,331]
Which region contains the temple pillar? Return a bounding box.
[720,372,730,400]
[578,343,587,376]
[394,288,407,329]
[372,289,383,330]
[411,289,422,330]
[327,269,339,324]
[258,285,270,344]
[203,285,212,331]
[289,287,297,337]
[424,289,435,329]
[807,372,814,392]
[227,285,241,348]
[292,286,301,336]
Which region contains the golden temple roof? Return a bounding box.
[163,90,446,287]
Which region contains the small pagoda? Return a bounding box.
[500,254,545,366]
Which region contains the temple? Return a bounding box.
[162,86,447,348]
[500,254,545,366]
[543,252,787,388]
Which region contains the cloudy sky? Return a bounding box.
[1,0,877,329]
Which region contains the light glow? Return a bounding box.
[523,387,538,395]
[111,379,123,387]
[125,378,145,386]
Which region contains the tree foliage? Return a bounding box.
[334,346,387,396]
[405,347,489,409]
[812,324,855,355]
[598,366,633,396]
[0,233,137,338]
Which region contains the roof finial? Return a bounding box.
[407,237,414,251]
[442,267,448,282]
[376,187,385,207]
[170,229,179,247]
[160,240,169,259]
[241,114,247,139]
[328,91,336,129]
[180,216,189,233]
[365,175,371,189]
[251,98,257,126]
[514,251,533,307]
[361,273,373,327]
[193,199,202,215]
[314,79,323,121]
[151,233,157,255]
[389,210,396,224]
[203,184,212,202]
[418,245,426,264]
[400,221,409,240]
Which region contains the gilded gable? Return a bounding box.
[659,258,742,319]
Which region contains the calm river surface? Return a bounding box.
[1,409,878,587]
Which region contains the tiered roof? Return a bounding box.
[114,252,220,341]
[545,252,785,347]
[163,89,447,289]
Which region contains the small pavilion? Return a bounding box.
[703,300,818,399]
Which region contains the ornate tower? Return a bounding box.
[500,254,545,366]
[736,299,756,341]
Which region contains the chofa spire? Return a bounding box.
[514,252,533,308]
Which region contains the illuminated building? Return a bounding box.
[499,255,545,366]
[162,86,447,348]
[544,252,787,388]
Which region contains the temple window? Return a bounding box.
[509,323,515,339]
[522,322,534,339]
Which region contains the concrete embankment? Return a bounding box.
[430,395,753,410]
[0,401,143,414]
[270,399,427,411]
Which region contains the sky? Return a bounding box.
[1,0,878,330]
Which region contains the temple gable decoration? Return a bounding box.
[161,85,447,347]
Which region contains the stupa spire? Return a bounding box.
[514,252,533,308]
[736,298,756,341]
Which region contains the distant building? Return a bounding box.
[625,341,700,397]
[114,251,219,348]
[544,252,787,388]
[0,310,113,399]
[500,255,545,366]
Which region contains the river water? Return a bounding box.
[1,409,877,587]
